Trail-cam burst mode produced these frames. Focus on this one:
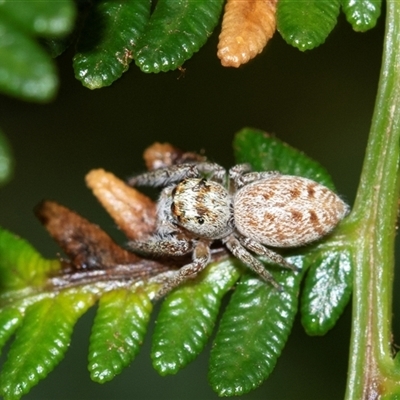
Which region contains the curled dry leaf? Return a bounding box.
[86,169,156,241]
[143,142,206,171]
[217,0,277,67]
[35,200,171,287]
[35,200,141,270]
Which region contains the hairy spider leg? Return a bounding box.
[130,234,194,257]
[223,235,282,291]
[194,162,227,183]
[155,241,211,298]
[155,186,180,235]
[128,164,201,187]
[238,235,300,272]
[229,164,280,189]
[128,162,227,188]
[228,163,251,193]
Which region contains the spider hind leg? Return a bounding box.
[238,236,300,272]
[224,235,283,291]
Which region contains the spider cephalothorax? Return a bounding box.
[170,178,234,239]
[128,162,349,298]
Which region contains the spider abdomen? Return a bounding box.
[233,175,349,248]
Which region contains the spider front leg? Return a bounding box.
[128,164,200,187]
[195,162,226,183]
[128,162,226,187]
[155,240,211,299]
[129,234,194,257]
[223,235,282,290]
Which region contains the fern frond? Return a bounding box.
[152,259,240,375]
[134,0,225,73]
[209,257,304,396]
[0,0,383,97]
[89,287,153,383]
[0,130,355,398]
[341,0,381,32]
[277,0,341,51]
[0,0,75,101]
[73,0,151,88]
[218,0,277,67]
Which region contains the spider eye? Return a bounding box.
[196,217,205,225]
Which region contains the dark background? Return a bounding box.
[0,11,389,400]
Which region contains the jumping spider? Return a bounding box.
[128,162,349,298]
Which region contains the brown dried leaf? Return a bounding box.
[86,169,156,240]
[35,201,172,290]
[35,200,141,270]
[217,0,277,67]
[143,142,206,171]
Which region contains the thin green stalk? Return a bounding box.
[345,1,400,399]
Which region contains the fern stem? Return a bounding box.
[345,1,400,399]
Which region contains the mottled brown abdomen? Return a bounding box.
[233,175,349,248]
